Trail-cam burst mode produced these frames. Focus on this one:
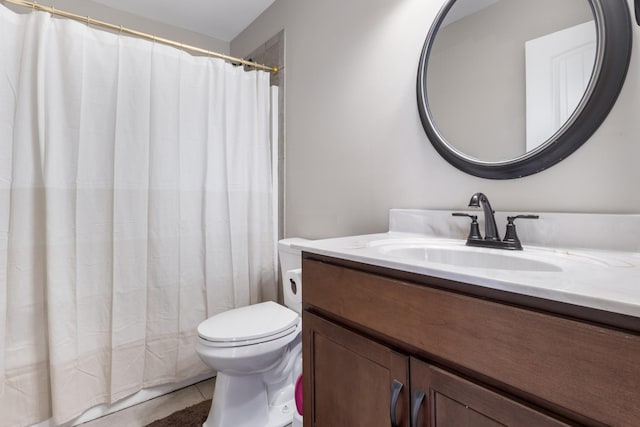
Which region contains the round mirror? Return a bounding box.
[417,0,632,179]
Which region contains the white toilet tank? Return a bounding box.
[278,238,308,315]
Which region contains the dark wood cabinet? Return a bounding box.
[303,312,409,427]
[302,255,640,427]
[303,312,570,427]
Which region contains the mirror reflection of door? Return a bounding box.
[525,21,596,151]
[425,0,594,162]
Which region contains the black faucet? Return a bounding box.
[468,192,499,241]
[453,193,539,250]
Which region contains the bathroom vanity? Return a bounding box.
[297,210,640,427]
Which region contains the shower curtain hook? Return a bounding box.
[32,1,36,11]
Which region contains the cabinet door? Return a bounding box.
[303,311,409,427]
[410,358,570,427]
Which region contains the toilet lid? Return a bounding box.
[198,301,299,344]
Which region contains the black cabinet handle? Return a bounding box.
[390,379,403,427]
[411,389,425,427]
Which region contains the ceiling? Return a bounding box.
[91,0,277,42]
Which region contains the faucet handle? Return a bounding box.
[508,215,540,221]
[503,215,539,248]
[452,212,482,241]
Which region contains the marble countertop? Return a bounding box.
[293,210,640,319]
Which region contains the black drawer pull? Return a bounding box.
[390,379,403,427]
[411,389,425,427]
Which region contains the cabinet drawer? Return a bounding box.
[303,257,640,426]
[411,358,570,427]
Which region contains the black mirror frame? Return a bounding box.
[416,0,632,180]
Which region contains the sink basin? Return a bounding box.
[362,236,633,271]
[376,245,562,272]
[367,238,564,272]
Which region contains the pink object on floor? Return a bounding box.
[294,374,303,415]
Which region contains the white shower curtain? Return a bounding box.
[0,5,276,426]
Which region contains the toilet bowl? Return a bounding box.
[195,238,307,427]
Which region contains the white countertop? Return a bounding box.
[293,210,640,319]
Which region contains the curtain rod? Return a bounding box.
[2,0,279,74]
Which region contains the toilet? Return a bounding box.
[195,238,307,427]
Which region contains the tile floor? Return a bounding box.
[78,378,215,427]
[77,378,293,427]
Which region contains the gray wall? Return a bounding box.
[232,0,640,240]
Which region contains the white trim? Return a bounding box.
[271,86,280,275]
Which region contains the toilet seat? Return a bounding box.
[198,301,299,348]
